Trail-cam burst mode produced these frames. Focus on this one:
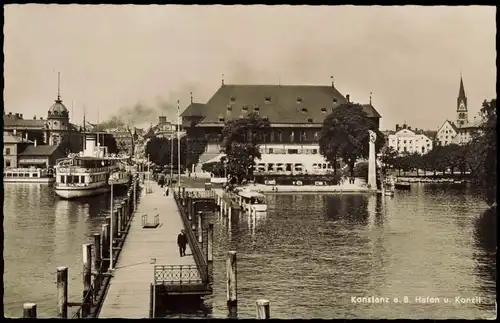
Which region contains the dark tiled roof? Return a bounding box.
[4,133,32,144]
[181,103,206,117]
[422,130,437,139]
[3,117,45,128]
[185,84,382,125]
[18,145,62,156]
[361,104,382,118]
[143,127,156,139]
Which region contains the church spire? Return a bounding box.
[458,73,466,99]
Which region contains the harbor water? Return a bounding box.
[3,182,496,319]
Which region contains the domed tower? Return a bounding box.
[46,72,70,146]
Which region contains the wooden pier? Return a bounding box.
[98,181,212,318]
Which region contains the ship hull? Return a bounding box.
[4,177,55,184]
[55,185,111,199]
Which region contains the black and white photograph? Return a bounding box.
[2,4,496,319]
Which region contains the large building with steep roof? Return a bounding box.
[182,79,382,174]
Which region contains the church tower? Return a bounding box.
[456,74,468,127]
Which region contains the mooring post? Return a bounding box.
[93,233,102,298]
[226,251,237,317]
[113,210,119,240]
[93,233,102,272]
[197,211,203,243]
[117,207,122,237]
[191,210,197,232]
[133,177,137,211]
[101,223,110,271]
[56,267,68,318]
[23,303,37,318]
[207,223,213,282]
[82,243,92,318]
[256,299,270,319]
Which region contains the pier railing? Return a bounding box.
[173,191,209,284]
[154,265,202,284]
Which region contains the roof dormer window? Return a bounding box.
[297,97,303,104]
[332,98,338,104]
[264,97,271,104]
[242,105,248,112]
[226,106,232,112]
[218,117,225,122]
[307,118,313,123]
[254,107,260,112]
[301,108,308,113]
[230,97,236,103]
[321,108,327,113]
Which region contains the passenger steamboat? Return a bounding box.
[4,167,55,184]
[54,134,131,199]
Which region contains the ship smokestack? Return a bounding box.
[84,134,97,157]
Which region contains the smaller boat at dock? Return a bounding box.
[237,190,268,213]
[3,167,55,183]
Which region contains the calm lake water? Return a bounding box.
[3,182,496,319]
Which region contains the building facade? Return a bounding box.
[387,125,433,155]
[181,80,382,174]
[3,133,33,168]
[17,145,66,168]
[3,91,84,153]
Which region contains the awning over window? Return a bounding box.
[18,160,47,165]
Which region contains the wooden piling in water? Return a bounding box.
[256,299,270,319]
[23,303,37,318]
[56,267,68,318]
[226,251,237,317]
[197,211,203,243]
[207,223,213,282]
[93,233,102,272]
[113,210,119,239]
[101,223,110,271]
[117,207,122,236]
[82,243,92,318]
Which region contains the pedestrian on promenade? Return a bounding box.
[164,185,169,196]
[177,229,187,257]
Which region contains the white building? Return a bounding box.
[388,127,433,155]
[436,120,459,146]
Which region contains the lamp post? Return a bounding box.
[109,171,119,270]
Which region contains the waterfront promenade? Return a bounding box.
[99,180,197,318]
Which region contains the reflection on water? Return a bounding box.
[3,183,127,318]
[204,185,496,319]
[3,183,496,319]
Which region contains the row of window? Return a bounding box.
[206,131,320,143]
[259,148,319,155]
[391,139,430,144]
[4,172,40,178]
[59,173,107,184]
[5,148,11,155]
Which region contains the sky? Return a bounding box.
[3,5,496,131]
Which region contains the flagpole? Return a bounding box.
[177,100,181,192]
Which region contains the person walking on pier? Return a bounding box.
[177,229,187,257]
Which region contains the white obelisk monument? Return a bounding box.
[368,130,377,189]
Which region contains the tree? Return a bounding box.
[319,103,385,177]
[408,152,425,176]
[144,136,186,168]
[380,145,398,173]
[185,138,208,172]
[469,99,496,205]
[221,112,271,184]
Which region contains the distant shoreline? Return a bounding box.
[239,184,376,194]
